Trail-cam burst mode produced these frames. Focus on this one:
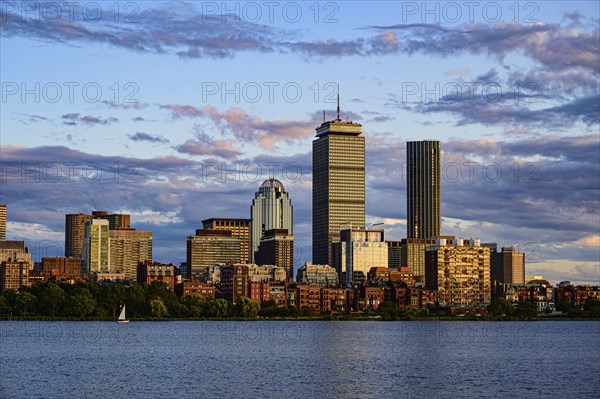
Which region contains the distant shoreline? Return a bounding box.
[1,316,598,322]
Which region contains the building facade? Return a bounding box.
[400,238,435,282]
[0,204,6,240]
[312,114,365,265]
[257,228,294,280]
[186,229,240,278]
[407,140,441,239]
[42,257,82,280]
[137,261,175,289]
[296,263,339,287]
[333,226,388,286]
[82,219,110,275]
[109,228,152,280]
[491,246,525,284]
[0,240,33,268]
[425,238,491,307]
[65,213,92,258]
[0,260,30,291]
[387,240,402,268]
[250,179,293,263]
[202,218,251,264]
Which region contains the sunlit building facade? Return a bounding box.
[407,140,440,239]
[250,179,293,263]
[313,116,365,265]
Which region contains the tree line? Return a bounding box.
[0,281,261,319]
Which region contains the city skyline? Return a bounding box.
[0,2,598,285]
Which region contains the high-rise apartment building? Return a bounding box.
[407,140,441,239]
[109,228,152,280]
[257,228,294,280]
[313,106,365,265]
[250,178,293,263]
[101,213,131,230]
[332,225,388,286]
[82,219,110,275]
[0,260,30,291]
[400,238,435,281]
[296,263,339,287]
[203,218,251,263]
[186,229,240,278]
[387,240,402,268]
[67,211,131,258]
[42,257,82,280]
[491,246,525,284]
[0,240,33,268]
[65,213,92,258]
[0,204,6,240]
[425,237,491,307]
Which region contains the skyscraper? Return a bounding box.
[332,225,388,286]
[313,103,365,265]
[250,178,293,263]
[203,218,251,263]
[82,219,110,275]
[425,238,491,307]
[407,140,441,239]
[0,204,6,240]
[186,229,241,278]
[65,213,93,258]
[491,246,525,284]
[257,228,294,280]
[109,228,152,280]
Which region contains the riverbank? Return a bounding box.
[1,315,598,321]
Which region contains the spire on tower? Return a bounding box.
[336,84,341,121]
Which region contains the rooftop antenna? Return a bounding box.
[323,110,325,122]
[336,84,341,121]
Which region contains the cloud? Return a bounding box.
[445,68,471,76]
[161,104,321,148]
[573,235,600,247]
[14,113,49,124]
[0,4,287,60]
[128,132,170,144]
[61,113,118,126]
[101,100,149,110]
[368,21,599,72]
[175,132,242,160]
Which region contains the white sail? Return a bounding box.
[118,305,126,321]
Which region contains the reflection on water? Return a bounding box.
[0,321,598,398]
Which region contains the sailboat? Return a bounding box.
[118,304,129,323]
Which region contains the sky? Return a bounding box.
[0,1,599,284]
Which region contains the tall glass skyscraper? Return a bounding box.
[312,112,365,265]
[250,179,293,263]
[407,140,441,239]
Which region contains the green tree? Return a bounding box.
[378,301,399,321]
[398,306,423,320]
[583,298,600,318]
[204,299,230,318]
[15,292,37,316]
[68,288,95,319]
[98,284,125,317]
[2,290,18,313]
[145,281,180,316]
[557,301,572,314]
[233,297,260,319]
[487,298,516,316]
[182,294,207,318]
[125,284,147,318]
[150,298,168,319]
[515,300,538,320]
[0,295,10,315]
[38,282,66,317]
